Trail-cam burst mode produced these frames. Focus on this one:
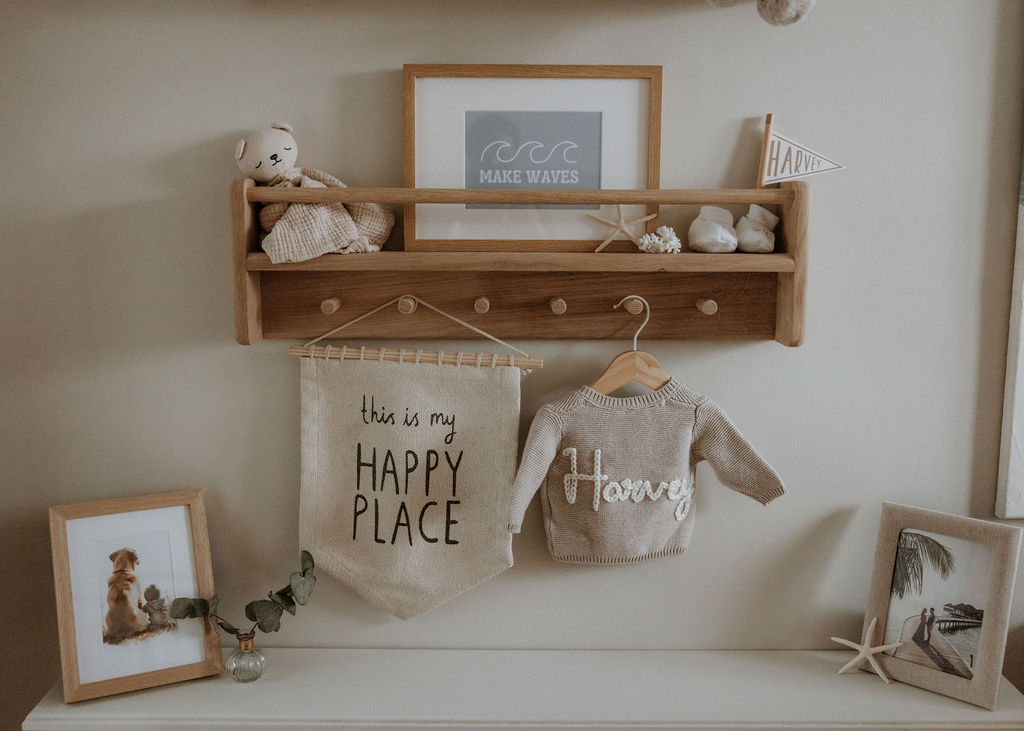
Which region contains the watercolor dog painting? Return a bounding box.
[101,546,177,645]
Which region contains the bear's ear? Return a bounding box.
[271,121,294,134]
[129,550,139,565]
[234,139,247,161]
[108,550,119,562]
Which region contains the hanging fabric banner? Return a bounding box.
[758,113,844,186]
[299,357,521,619]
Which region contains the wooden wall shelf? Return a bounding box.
[232,180,808,345]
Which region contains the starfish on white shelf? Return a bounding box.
[830,616,904,684]
[587,205,658,252]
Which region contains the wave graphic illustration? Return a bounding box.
[480,140,579,165]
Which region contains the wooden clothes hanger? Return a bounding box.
[589,296,671,395]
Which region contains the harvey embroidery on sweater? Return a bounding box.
[562,447,692,520]
[506,380,785,565]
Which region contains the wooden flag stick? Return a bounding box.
[288,344,543,370]
[757,113,774,188]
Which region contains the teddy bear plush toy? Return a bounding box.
[235,122,394,263]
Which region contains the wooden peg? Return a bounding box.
[474,297,490,314]
[696,298,718,316]
[549,297,567,316]
[320,297,342,315]
[397,296,418,314]
[622,298,645,315]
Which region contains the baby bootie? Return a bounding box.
[688,206,737,253]
[736,204,780,253]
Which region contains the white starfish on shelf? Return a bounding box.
[587,205,658,252]
[830,616,904,684]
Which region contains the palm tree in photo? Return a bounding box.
[890,530,955,599]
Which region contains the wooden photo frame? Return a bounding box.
[863,503,1022,709]
[996,128,1024,518]
[403,64,662,252]
[49,489,222,702]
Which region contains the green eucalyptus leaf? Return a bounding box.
[269,589,297,616]
[290,570,316,605]
[216,618,241,635]
[245,599,283,633]
[169,597,195,620]
[300,550,314,575]
[194,598,210,618]
[209,593,220,615]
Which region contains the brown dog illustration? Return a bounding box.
[102,548,150,644]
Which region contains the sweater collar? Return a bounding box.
[578,378,680,409]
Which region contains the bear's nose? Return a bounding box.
[270,153,279,160]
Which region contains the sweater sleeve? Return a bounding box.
[506,405,562,533]
[692,399,786,505]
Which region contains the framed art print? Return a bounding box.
[863,503,1021,709]
[49,489,222,702]
[404,64,662,251]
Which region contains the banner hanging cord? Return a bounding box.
[303,294,531,358]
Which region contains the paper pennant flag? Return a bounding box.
[758,114,844,186]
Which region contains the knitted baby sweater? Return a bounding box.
[506,379,785,564]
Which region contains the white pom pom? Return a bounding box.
[757,0,815,25]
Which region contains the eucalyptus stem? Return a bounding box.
[170,551,316,638]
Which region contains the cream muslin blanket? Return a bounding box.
[259,167,394,263]
[299,358,521,619]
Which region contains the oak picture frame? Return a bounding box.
[863,503,1021,709]
[49,489,222,702]
[996,135,1024,518]
[403,63,662,252]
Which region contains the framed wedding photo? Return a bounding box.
[404,64,662,251]
[863,503,1022,709]
[49,489,222,702]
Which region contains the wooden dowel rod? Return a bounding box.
[622,298,645,315]
[696,298,719,316]
[288,345,543,370]
[245,185,795,207]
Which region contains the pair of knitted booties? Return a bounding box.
[688,205,779,253]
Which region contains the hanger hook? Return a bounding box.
[614,295,651,351]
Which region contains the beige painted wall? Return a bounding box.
[2,0,1023,725]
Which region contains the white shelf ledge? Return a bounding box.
[23,649,1024,730]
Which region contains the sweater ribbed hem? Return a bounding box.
[506,522,521,534]
[552,546,685,565]
[579,379,682,409]
[756,485,787,505]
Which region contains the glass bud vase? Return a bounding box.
[226,633,266,683]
